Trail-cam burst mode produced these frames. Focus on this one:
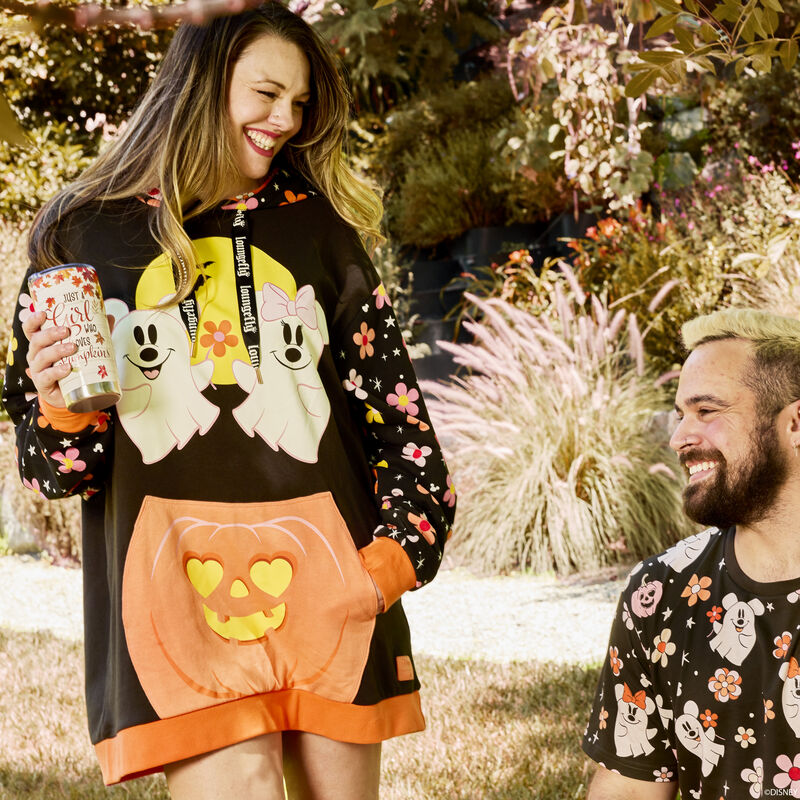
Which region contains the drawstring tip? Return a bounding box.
[256,367,263,384]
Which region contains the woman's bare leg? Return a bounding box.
[282,731,381,800]
[164,732,285,800]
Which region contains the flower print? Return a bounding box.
[774,753,800,795]
[609,646,623,676]
[706,604,723,623]
[200,319,238,357]
[353,322,375,359]
[680,573,711,606]
[708,667,742,702]
[92,412,111,434]
[343,369,368,400]
[365,404,384,424]
[741,757,764,798]
[222,196,259,211]
[280,189,307,205]
[621,602,634,631]
[651,628,676,667]
[598,706,608,730]
[387,382,420,417]
[18,293,35,324]
[765,698,776,722]
[653,767,673,782]
[443,474,456,507]
[51,448,87,474]
[372,283,392,309]
[699,708,718,728]
[408,512,435,544]
[736,727,756,748]
[402,442,432,467]
[775,631,793,659]
[22,477,45,498]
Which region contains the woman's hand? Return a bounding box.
[21,311,76,409]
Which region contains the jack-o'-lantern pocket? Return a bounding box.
[122,492,378,718]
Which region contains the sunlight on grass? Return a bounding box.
[0,629,600,799]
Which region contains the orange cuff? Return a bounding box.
[38,396,100,433]
[359,537,416,611]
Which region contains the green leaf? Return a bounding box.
[760,0,783,12]
[638,49,684,64]
[741,14,757,42]
[372,0,395,8]
[735,56,747,75]
[751,7,769,37]
[625,69,659,96]
[654,0,683,13]
[0,93,28,148]
[683,0,700,12]
[780,38,799,70]
[752,51,773,71]
[645,12,679,38]
[675,26,695,53]
[699,22,718,42]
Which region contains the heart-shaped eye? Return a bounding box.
[185,558,224,598]
[250,558,292,597]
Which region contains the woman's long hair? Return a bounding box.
[29,2,383,301]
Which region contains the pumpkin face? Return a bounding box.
[631,575,663,618]
[122,494,377,718]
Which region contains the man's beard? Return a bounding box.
[681,417,789,528]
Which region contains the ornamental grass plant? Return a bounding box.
[424,277,695,575]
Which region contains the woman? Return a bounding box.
[3,5,455,798]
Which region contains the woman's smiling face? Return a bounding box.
[225,33,311,198]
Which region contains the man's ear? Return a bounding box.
[787,399,800,436]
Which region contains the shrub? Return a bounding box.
[705,63,800,182]
[565,158,800,371]
[424,282,694,575]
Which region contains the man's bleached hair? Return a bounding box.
[682,308,800,416]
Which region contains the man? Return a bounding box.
[583,308,800,799]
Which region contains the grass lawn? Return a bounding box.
[0,629,599,799]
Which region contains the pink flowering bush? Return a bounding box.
[423,274,694,574]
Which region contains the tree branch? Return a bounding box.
[0,0,267,31]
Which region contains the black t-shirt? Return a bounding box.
[584,527,800,799]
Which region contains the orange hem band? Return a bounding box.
[38,396,100,433]
[359,538,416,610]
[94,689,424,785]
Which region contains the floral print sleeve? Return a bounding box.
[2,281,112,500]
[582,563,676,783]
[335,280,455,608]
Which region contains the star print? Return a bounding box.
[396,426,404,433]
[599,687,604,702]
[381,353,388,361]
[719,558,725,569]
[395,474,403,480]
[393,348,401,356]
[18,377,22,385]
[591,731,599,743]
[662,738,671,749]
[385,317,396,327]
[662,606,672,621]
[686,618,694,629]
[723,781,729,795]
[273,182,280,191]
[682,651,689,665]
[372,378,382,391]
[388,530,399,538]
[767,602,775,611]
[338,350,346,359]
[59,438,72,447]
[417,557,424,569]
[43,480,51,491]
[28,445,35,456]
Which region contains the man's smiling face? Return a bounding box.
[669,337,788,528]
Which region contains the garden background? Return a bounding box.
[0,0,799,795]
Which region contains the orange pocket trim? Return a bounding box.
[359,538,416,610]
[38,396,100,433]
[94,689,424,785]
